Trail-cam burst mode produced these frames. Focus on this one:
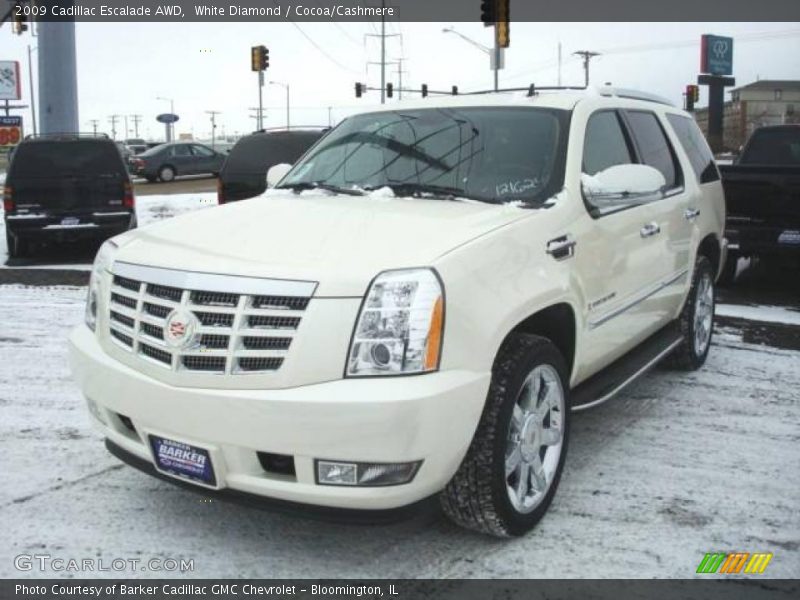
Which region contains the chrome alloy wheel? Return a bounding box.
[693,271,714,357]
[505,364,565,514]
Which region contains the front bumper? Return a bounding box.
[69,325,490,510]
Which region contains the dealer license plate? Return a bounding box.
[149,435,216,486]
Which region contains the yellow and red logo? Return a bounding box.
[697,552,773,574]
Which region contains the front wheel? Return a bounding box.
[440,334,570,537]
[666,255,715,370]
[158,166,176,182]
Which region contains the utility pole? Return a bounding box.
[206,110,221,148]
[129,114,142,138]
[108,115,119,139]
[365,2,400,105]
[27,44,37,135]
[394,58,409,100]
[88,119,99,135]
[249,107,266,129]
[124,115,129,139]
[258,71,264,129]
[573,50,601,87]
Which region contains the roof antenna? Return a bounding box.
[527,83,536,97]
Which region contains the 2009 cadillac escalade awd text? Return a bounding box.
[69,89,726,537]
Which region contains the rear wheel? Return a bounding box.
[666,255,715,370]
[440,334,570,537]
[158,166,176,182]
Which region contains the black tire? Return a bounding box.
[718,252,739,286]
[158,165,176,182]
[440,334,570,537]
[666,255,715,371]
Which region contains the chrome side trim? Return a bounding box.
[571,337,683,412]
[93,212,132,217]
[588,268,689,330]
[113,262,318,297]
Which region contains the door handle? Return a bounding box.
[546,234,576,260]
[640,222,661,238]
[684,208,701,221]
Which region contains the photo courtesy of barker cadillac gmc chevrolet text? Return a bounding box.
[69,88,726,537]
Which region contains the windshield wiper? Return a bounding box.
[376,183,501,204]
[277,181,366,196]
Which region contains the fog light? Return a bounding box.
[316,460,421,487]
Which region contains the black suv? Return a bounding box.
[218,129,325,203]
[3,134,136,258]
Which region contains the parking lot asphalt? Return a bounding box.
[0,258,798,579]
[132,175,218,197]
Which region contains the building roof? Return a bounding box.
[731,80,800,93]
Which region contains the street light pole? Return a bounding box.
[442,27,498,91]
[270,81,290,129]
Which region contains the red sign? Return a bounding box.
[0,116,23,148]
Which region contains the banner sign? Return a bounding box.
[0,61,22,101]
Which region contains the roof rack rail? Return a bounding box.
[599,87,674,107]
[464,85,587,97]
[253,126,331,134]
[24,132,111,140]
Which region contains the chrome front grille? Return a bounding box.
[106,266,315,375]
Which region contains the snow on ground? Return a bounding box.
[0,285,798,578]
[717,303,800,327]
[1,192,217,268]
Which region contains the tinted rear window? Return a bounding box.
[224,132,322,174]
[740,128,800,166]
[10,141,125,178]
[666,114,720,183]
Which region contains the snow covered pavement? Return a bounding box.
[0,286,798,578]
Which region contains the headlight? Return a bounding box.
[346,268,444,377]
[85,240,118,331]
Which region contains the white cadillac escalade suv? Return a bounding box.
[69,88,726,537]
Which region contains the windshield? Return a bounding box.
[280,107,569,204]
[740,128,800,166]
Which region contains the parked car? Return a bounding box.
[129,142,225,182]
[69,89,725,537]
[719,125,800,281]
[3,133,136,258]
[125,138,148,155]
[217,129,325,203]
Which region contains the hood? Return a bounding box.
[115,192,534,296]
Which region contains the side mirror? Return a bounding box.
[582,164,666,208]
[266,163,292,188]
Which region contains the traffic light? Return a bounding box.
[685,84,699,111]
[386,83,393,98]
[13,6,28,35]
[480,0,495,26]
[496,0,510,48]
[355,82,363,98]
[421,84,428,98]
[251,45,269,72]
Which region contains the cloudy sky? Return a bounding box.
[1,21,798,141]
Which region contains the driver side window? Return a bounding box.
[583,111,635,176]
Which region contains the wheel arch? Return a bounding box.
[500,302,577,381]
[697,233,721,279]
